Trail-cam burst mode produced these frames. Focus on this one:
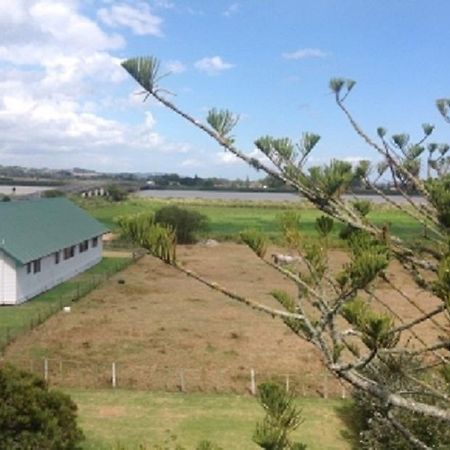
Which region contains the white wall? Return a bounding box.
[14,237,103,304]
[0,251,17,305]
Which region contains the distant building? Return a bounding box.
[0,198,108,305]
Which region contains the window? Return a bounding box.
[63,246,75,260]
[33,259,41,274]
[55,251,60,264]
[79,240,89,253]
[26,262,31,274]
[92,237,98,248]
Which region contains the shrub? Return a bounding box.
[154,205,209,244]
[42,189,66,198]
[107,184,128,202]
[0,364,84,449]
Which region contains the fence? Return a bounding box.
[0,251,145,353]
[1,356,350,399]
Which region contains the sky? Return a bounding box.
[1,0,450,178]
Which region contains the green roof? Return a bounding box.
[0,198,108,265]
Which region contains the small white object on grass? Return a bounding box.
[63,306,71,313]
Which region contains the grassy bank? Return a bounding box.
[79,197,423,243]
[67,389,352,450]
[0,257,132,352]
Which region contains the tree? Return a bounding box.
[121,56,450,449]
[107,184,127,202]
[154,205,209,244]
[0,364,84,449]
[253,382,306,450]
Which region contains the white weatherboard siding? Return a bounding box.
[13,238,103,305]
[0,251,17,305]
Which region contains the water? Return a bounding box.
[0,185,53,195]
[136,189,423,204]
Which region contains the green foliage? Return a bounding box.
[117,212,155,246]
[142,223,177,264]
[315,215,334,237]
[271,290,296,313]
[42,189,66,198]
[305,160,354,198]
[253,382,307,450]
[121,56,163,94]
[206,109,239,144]
[348,356,450,449]
[0,364,84,450]
[339,233,389,290]
[352,200,371,218]
[433,254,450,303]
[117,212,176,263]
[425,174,450,229]
[154,205,209,244]
[107,184,128,202]
[278,211,302,247]
[341,298,398,350]
[240,229,268,258]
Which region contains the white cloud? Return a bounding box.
[216,152,241,165]
[181,158,204,168]
[223,3,240,17]
[163,60,187,74]
[0,0,191,172]
[98,2,163,36]
[194,56,234,75]
[282,48,327,60]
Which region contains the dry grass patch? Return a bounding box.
[4,243,447,394]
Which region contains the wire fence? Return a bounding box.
[0,251,145,353]
[1,356,349,399]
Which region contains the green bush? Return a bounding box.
[0,364,84,449]
[154,205,209,244]
[42,189,66,198]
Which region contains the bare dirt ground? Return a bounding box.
[4,243,448,395]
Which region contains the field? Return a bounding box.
[78,196,424,243]
[2,197,444,448]
[71,390,352,450]
[3,242,446,394]
[0,257,132,351]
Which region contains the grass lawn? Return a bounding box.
[68,389,352,450]
[0,257,131,351]
[79,197,424,243]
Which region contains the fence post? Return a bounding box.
[44,358,48,383]
[250,368,256,395]
[112,362,117,388]
[323,373,328,399]
[341,385,347,399]
[285,374,290,393]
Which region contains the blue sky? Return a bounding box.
[1,1,449,178]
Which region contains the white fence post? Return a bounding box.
[112,362,117,388]
[250,368,256,395]
[44,358,48,382]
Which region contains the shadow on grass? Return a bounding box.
[334,400,361,450]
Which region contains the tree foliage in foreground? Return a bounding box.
[253,382,306,450]
[122,56,450,449]
[0,364,84,450]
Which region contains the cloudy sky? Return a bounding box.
[1,1,450,177]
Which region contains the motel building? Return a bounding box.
[0,198,108,305]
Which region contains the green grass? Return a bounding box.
[0,257,132,350]
[67,389,352,450]
[79,197,424,243]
